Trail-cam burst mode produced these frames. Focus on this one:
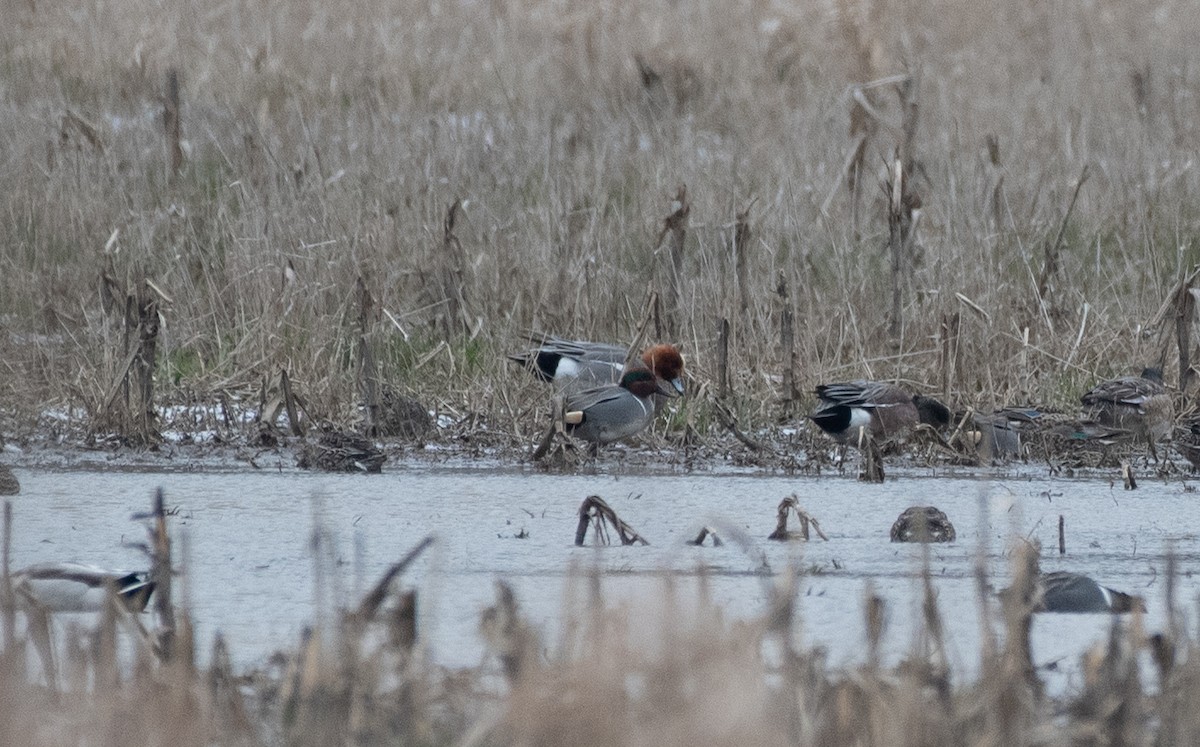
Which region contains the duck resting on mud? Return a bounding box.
[1080,367,1173,459]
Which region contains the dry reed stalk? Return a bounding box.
[356,276,380,436]
[717,317,730,399]
[655,185,691,336]
[1035,165,1090,328]
[837,0,882,233]
[888,156,902,341]
[777,274,798,412]
[440,199,468,338]
[985,134,1005,230]
[733,202,752,318]
[163,69,183,177]
[1176,277,1198,394]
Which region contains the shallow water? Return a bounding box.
[5,463,1198,695]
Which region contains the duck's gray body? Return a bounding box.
[562,369,663,445]
[10,562,155,613]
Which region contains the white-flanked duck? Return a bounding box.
[9,562,155,613]
[811,380,950,443]
[1032,571,1145,614]
[509,334,685,395]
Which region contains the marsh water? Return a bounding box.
[6,461,1199,693]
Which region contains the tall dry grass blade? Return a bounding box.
[356,276,380,437]
[164,69,183,177]
[656,185,690,337]
[1,502,12,651]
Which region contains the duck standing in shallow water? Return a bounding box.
[509,334,685,395]
[560,366,676,448]
[9,562,155,613]
[810,380,951,444]
[1080,367,1173,457]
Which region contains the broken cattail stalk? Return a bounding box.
[575,495,648,546]
[858,430,885,483]
[352,535,434,624]
[1123,464,1137,490]
[280,368,304,436]
[768,495,829,541]
[687,526,723,547]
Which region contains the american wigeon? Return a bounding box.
[811,381,951,443]
[9,562,155,613]
[561,367,674,445]
[509,334,685,395]
[1081,368,1174,452]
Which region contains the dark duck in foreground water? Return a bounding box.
[1080,367,1173,457]
[810,380,951,444]
[1030,571,1146,614]
[509,334,685,395]
[8,562,155,613]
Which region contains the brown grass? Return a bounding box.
[2,0,1199,446]
[2,506,1199,746]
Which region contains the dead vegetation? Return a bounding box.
[2,0,1200,456]
[1,494,1199,745]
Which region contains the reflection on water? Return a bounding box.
[5,464,1196,693]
